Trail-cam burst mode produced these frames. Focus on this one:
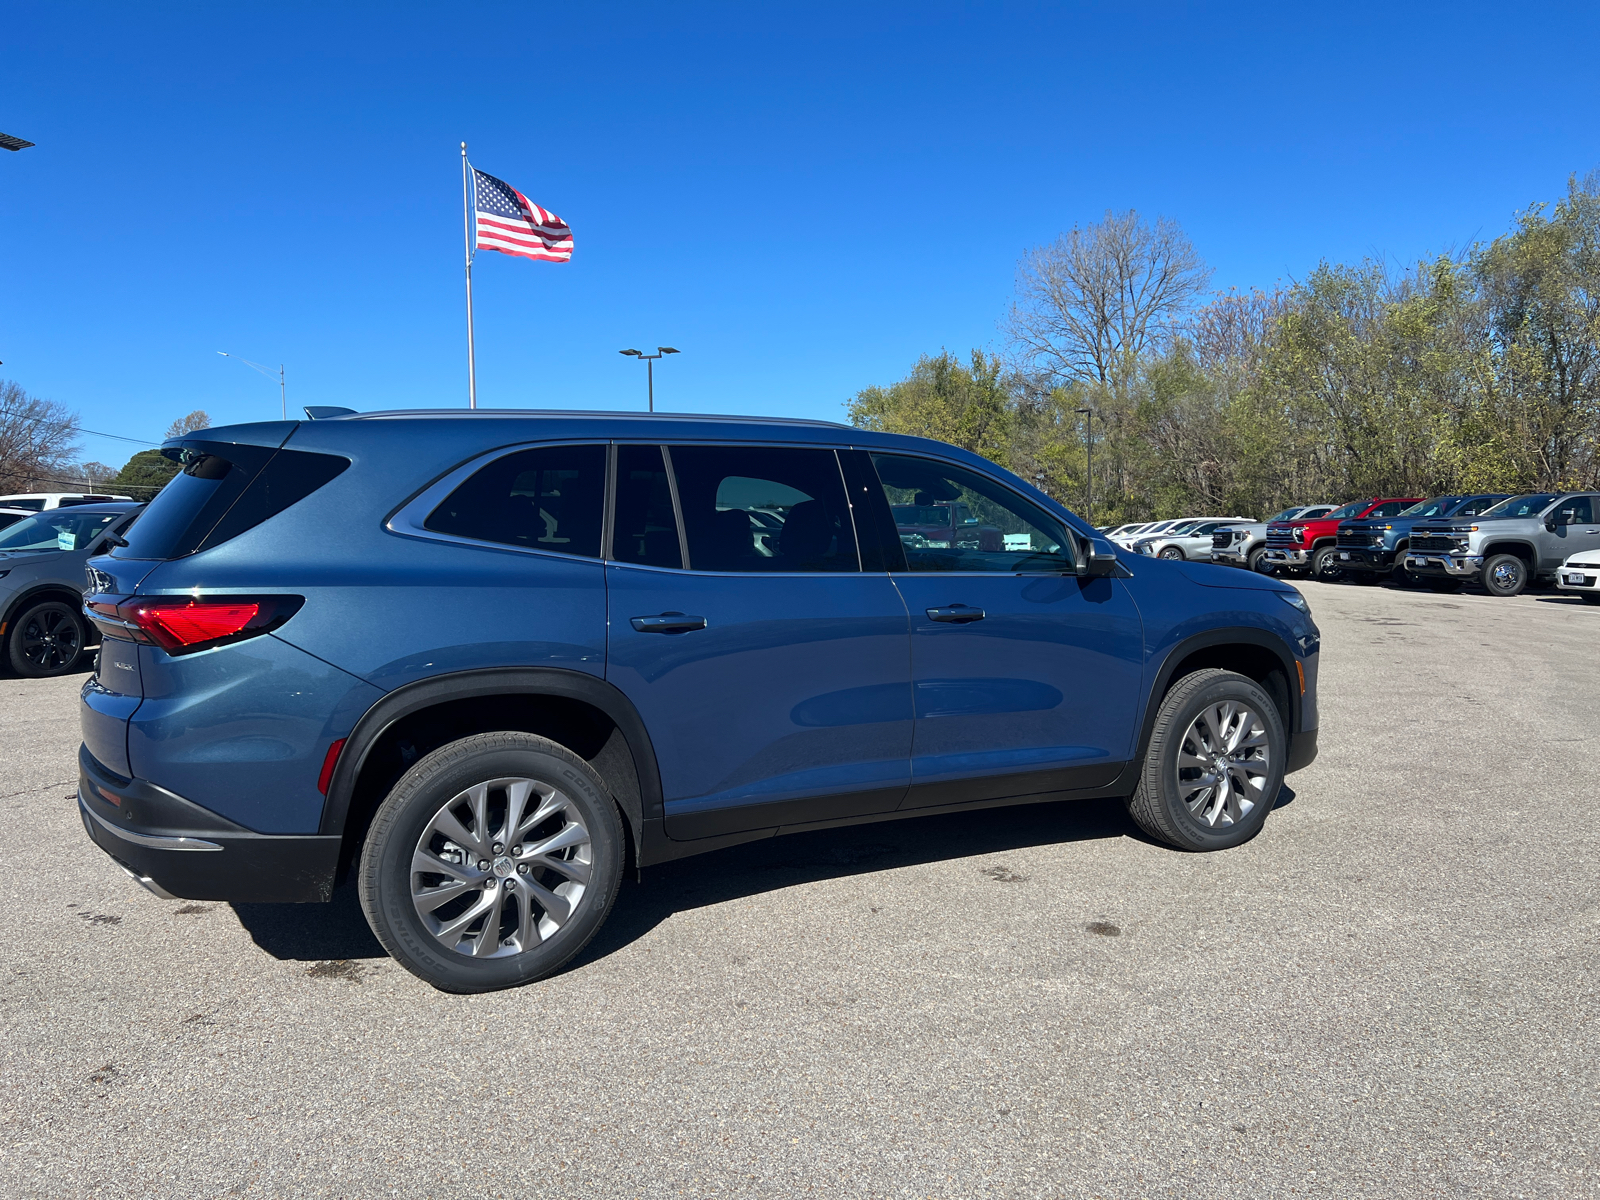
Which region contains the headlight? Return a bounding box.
[1291,525,1307,542]
[1278,589,1311,617]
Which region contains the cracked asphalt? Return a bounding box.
[1,579,1597,1198]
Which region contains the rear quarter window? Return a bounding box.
[113,442,349,560]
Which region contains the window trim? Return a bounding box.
[384,438,611,564]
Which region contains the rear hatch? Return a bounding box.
[79,423,347,779]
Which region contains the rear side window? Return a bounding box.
[114,442,349,560]
[425,443,605,557]
[669,445,859,572]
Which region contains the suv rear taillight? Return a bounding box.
[85,594,303,656]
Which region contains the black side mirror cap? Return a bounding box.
[1545,521,1559,532]
[1084,541,1120,576]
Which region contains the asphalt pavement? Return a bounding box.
[1,579,1597,1198]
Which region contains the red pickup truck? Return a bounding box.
[1262,497,1420,580]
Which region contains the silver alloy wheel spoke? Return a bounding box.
[410,775,592,959]
[1175,701,1271,828]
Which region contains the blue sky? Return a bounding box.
[4,2,1598,469]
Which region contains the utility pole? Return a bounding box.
[218,352,286,420]
[1076,407,1095,526]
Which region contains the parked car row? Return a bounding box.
[1197,491,1600,602]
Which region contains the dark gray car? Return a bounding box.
[0,503,142,677]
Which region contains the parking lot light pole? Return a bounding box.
[218,352,286,420]
[619,346,679,412]
[1076,407,1095,526]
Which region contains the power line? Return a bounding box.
[73,427,160,446]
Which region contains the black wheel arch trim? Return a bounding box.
[317,667,665,846]
[1116,625,1308,792]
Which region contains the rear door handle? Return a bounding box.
[926,605,986,624]
[629,613,708,634]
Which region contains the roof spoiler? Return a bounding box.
[303,406,357,420]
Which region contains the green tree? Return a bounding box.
[846,350,1012,462]
[110,449,180,498]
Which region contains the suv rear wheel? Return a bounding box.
[1125,669,1286,851]
[358,731,625,993]
[1481,553,1529,597]
[7,599,87,678]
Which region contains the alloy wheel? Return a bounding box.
[20,607,82,672]
[1175,701,1271,828]
[410,776,592,958]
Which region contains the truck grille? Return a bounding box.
[1265,528,1296,548]
[1211,531,1234,550]
[1410,534,1457,553]
[1337,530,1379,548]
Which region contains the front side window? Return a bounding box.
[0,509,122,552]
[1452,495,1503,517]
[1366,501,1411,518]
[869,453,1075,573]
[1552,497,1595,525]
[1483,493,1560,519]
[425,443,605,557]
[669,445,859,572]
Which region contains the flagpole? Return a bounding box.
[461,142,477,410]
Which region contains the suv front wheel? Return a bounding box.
[359,731,625,993]
[1125,669,1287,851]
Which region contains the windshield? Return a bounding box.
[1165,520,1199,535]
[1482,493,1561,519]
[0,509,122,552]
[1268,508,1303,522]
[1400,496,1455,517]
[1323,502,1366,521]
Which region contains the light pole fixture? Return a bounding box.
[0,133,36,152]
[618,346,679,413]
[219,352,287,420]
[1076,407,1095,527]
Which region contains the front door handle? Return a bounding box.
[630,613,708,634]
[926,604,986,624]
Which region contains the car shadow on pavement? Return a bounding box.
[232,885,385,961]
[228,784,1298,967]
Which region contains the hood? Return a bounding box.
[1564,549,1600,566]
[0,549,63,564]
[1177,561,1296,593]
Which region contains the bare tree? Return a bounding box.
[0,379,82,494]
[166,410,213,438]
[1008,210,1213,390]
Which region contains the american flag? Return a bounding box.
[472,166,573,263]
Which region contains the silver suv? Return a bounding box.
[1405,492,1600,596]
[1211,506,1336,571]
[1136,518,1255,561]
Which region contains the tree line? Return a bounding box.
[0,383,206,500]
[849,172,1600,523]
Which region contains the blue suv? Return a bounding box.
[78,410,1320,992]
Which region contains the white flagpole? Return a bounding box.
[461,142,477,409]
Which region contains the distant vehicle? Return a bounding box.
[1334,494,1509,585]
[1263,498,1422,580]
[1134,518,1256,561]
[0,506,33,531]
[1107,522,1158,547]
[0,502,142,677]
[0,491,135,512]
[890,500,1003,552]
[1406,492,1600,596]
[1211,506,1337,572]
[1556,548,1600,605]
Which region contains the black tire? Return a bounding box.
[1581,593,1600,606]
[1391,559,1420,588]
[1309,545,1343,582]
[1158,546,1184,560]
[1125,668,1287,852]
[1352,571,1381,585]
[1247,547,1269,574]
[1427,578,1461,593]
[1481,553,1529,597]
[7,599,87,678]
[358,731,625,993]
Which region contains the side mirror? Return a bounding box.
[1083,540,1119,577]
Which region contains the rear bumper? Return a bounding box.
[1403,553,1482,578]
[77,745,339,903]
